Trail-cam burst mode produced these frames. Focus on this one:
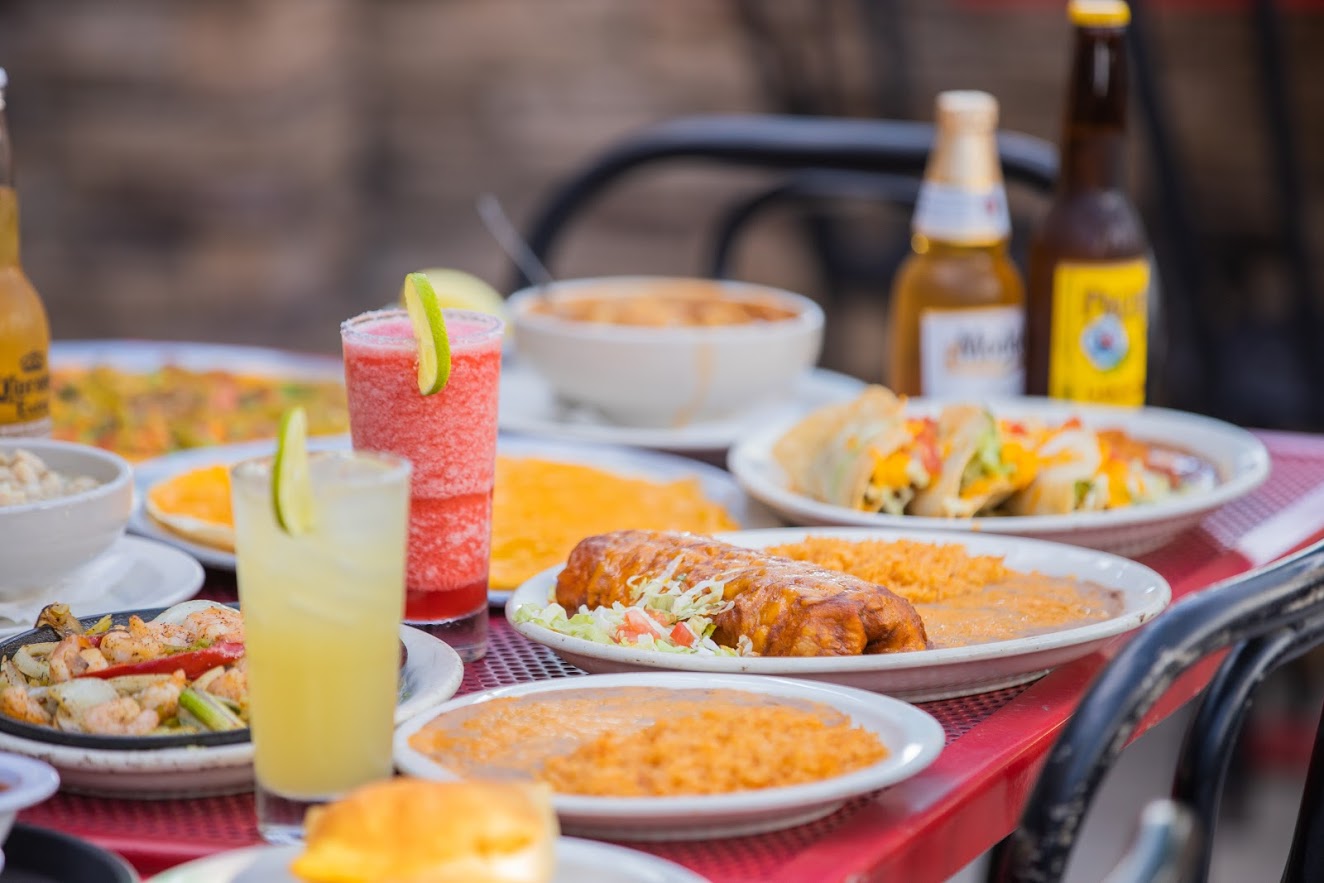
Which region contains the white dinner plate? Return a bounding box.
[728,396,1270,558]
[499,359,866,453]
[0,535,204,639]
[394,671,944,840]
[0,625,462,799]
[51,339,343,380]
[128,435,781,605]
[147,837,711,883]
[506,526,1172,701]
[127,435,352,572]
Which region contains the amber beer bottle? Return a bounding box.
[0,69,49,437]
[887,90,1025,397]
[1025,0,1152,405]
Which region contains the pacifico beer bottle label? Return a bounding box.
[1048,259,1150,405]
[920,305,1025,397]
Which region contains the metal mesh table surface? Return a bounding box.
[18,432,1324,882]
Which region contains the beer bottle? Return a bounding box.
[1025,0,1152,405]
[887,90,1025,398]
[0,69,50,437]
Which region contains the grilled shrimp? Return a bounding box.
[206,658,247,706]
[136,672,185,718]
[48,634,104,682]
[100,607,244,664]
[179,606,244,645]
[80,697,158,736]
[0,685,50,725]
[98,615,182,663]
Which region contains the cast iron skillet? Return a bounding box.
[0,602,411,752]
[0,604,251,751]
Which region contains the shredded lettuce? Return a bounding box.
[513,557,756,657]
[960,418,1005,489]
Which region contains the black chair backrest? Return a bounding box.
[512,113,1058,291]
[989,539,1324,883]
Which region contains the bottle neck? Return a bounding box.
[913,125,1011,245]
[1060,28,1129,193]
[0,102,16,267]
[912,236,1009,257]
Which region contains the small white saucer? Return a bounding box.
[0,535,204,639]
[498,361,865,453]
[148,837,710,882]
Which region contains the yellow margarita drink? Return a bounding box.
[231,450,410,843]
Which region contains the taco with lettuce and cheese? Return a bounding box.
[1006,425,1176,515]
[772,386,942,514]
[909,405,1039,517]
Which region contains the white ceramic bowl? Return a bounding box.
[509,276,824,427]
[0,752,59,853]
[0,439,134,597]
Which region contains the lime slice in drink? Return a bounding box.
[401,271,452,395]
[272,406,315,535]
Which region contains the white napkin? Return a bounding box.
[0,540,133,630]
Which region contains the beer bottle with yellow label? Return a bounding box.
[0,69,50,438]
[887,90,1025,397]
[1025,0,1152,405]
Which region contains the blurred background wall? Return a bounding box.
[0,0,1320,427]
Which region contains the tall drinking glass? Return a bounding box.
[231,450,411,844]
[340,308,503,661]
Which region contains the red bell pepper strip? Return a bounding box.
[77,642,245,681]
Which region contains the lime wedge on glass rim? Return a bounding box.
[401,271,452,395]
[272,406,315,535]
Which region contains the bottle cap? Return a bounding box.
[1069,0,1130,28]
[935,90,999,131]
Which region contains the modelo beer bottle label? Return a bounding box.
[919,305,1025,397]
[1048,259,1150,405]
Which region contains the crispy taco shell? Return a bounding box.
[1004,429,1106,515]
[772,386,910,509]
[909,405,1018,518]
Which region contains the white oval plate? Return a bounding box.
[0,625,462,799]
[500,360,865,453]
[506,527,1172,701]
[147,837,711,883]
[0,535,204,640]
[129,435,782,602]
[51,339,343,380]
[728,396,1270,558]
[394,671,943,841]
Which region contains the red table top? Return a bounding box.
[19,429,1324,883]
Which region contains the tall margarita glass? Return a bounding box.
[340,308,502,661]
[231,449,410,843]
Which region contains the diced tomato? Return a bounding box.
[644,608,674,626]
[911,420,942,476]
[669,623,696,648]
[615,609,658,643]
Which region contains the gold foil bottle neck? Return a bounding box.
[924,90,1003,193]
[935,90,999,132]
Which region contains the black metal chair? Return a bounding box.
[511,113,1057,294]
[989,539,1324,883]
